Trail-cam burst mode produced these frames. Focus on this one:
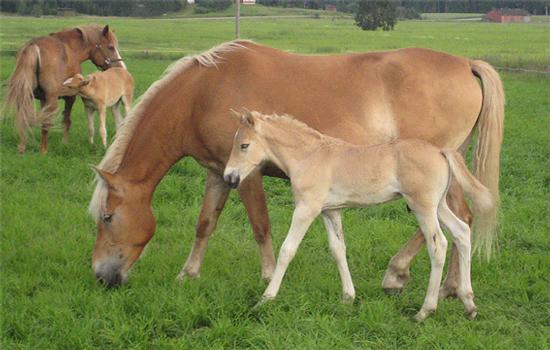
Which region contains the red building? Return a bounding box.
[486,8,531,23]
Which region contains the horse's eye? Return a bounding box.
[240,143,249,150]
[108,45,114,50]
[102,213,113,223]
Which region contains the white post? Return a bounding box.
[236,0,241,39]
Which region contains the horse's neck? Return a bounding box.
[61,32,93,64]
[115,84,193,196]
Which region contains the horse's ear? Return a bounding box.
[241,110,255,127]
[75,27,84,38]
[102,25,110,36]
[229,109,241,119]
[92,166,119,190]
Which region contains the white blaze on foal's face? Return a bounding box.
[224,112,266,188]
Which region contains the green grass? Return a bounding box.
[1,16,550,349]
[166,3,342,18]
[1,15,548,70]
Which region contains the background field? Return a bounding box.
[1,15,549,349]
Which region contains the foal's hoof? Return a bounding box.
[413,308,434,323]
[466,308,478,320]
[175,271,200,283]
[383,287,403,295]
[342,294,355,304]
[253,296,273,309]
[438,285,459,300]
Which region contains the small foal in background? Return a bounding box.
[224,111,495,322]
[63,67,133,147]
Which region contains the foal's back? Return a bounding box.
[320,139,449,209]
[86,67,133,105]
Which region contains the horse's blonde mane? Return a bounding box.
[89,40,251,221]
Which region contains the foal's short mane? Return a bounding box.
[89,40,251,221]
[254,112,341,144]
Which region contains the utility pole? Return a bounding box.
[235,0,241,39]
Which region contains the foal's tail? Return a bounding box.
[469,60,504,259]
[442,150,496,259]
[4,44,40,137]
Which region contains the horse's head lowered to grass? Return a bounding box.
[91,168,156,288]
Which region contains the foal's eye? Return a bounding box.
[102,213,113,224]
[240,144,249,150]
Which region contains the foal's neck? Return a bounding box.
[259,119,323,176]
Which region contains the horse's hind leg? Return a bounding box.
[412,207,448,322]
[39,94,59,154]
[85,105,95,144]
[438,202,477,319]
[322,209,355,303]
[176,171,230,281]
[62,95,76,143]
[238,173,276,282]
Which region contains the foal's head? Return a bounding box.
[91,169,156,288]
[87,25,125,70]
[224,111,267,188]
[62,74,90,91]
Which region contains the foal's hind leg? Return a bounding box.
[381,179,472,295]
[177,171,230,281]
[438,202,477,319]
[62,95,76,143]
[439,179,473,299]
[111,101,124,131]
[322,209,355,303]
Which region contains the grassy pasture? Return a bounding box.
[1,16,550,349]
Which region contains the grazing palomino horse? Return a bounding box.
[63,67,134,147]
[5,25,125,154]
[89,41,503,294]
[224,111,494,321]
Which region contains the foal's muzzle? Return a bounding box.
[223,172,240,189]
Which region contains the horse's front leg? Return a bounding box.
[261,204,319,302]
[237,173,276,282]
[98,105,108,148]
[322,209,355,303]
[177,170,230,281]
[62,95,76,143]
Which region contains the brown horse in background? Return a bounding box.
[89,41,504,296]
[5,24,125,154]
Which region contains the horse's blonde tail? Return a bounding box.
[469,59,504,259]
[4,44,40,138]
[443,150,496,260]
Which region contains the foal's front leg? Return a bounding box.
[98,105,108,148]
[261,204,319,302]
[322,209,355,303]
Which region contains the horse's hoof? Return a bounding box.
[253,296,274,309]
[381,267,410,293]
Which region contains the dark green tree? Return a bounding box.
[354,0,397,31]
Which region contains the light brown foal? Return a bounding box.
[224,111,495,321]
[63,67,134,147]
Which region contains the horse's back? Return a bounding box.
[198,43,482,149]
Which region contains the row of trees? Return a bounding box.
[0,0,186,17]
[258,0,550,15]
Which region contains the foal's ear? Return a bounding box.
[102,25,110,36]
[241,110,255,128]
[80,79,91,87]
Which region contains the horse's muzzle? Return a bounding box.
[223,172,240,189]
[94,261,126,288]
